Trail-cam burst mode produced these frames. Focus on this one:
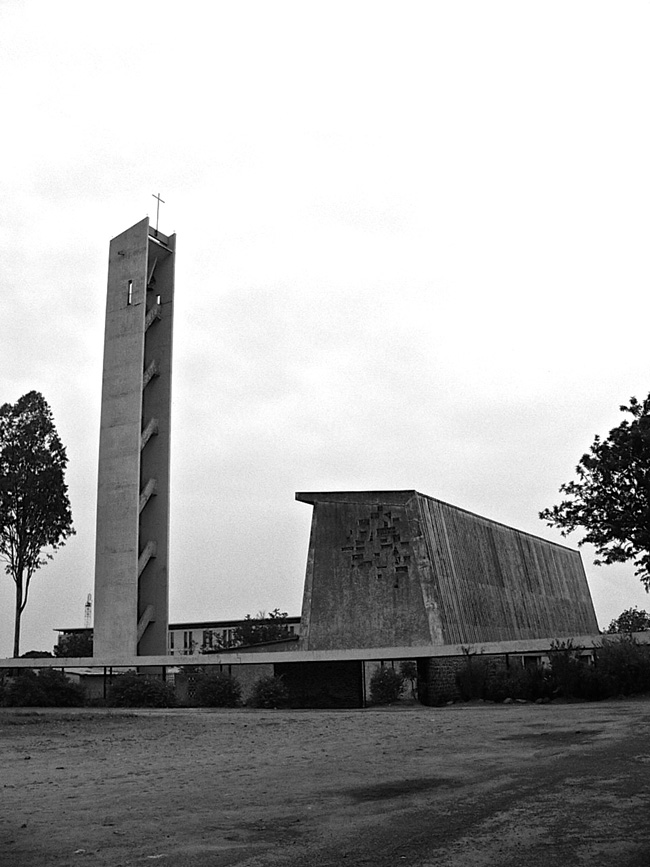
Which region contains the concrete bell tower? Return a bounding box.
[93,217,176,659]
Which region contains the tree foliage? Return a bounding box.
[54,631,94,658]
[595,636,650,695]
[0,392,74,656]
[2,669,85,707]
[540,394,650,590]
[201,609,294,652]
[399,660,418,699]
[606,607,650,634]
[234,609,293,647]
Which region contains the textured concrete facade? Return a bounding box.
[297,491,599,651]
[94,218,175,659]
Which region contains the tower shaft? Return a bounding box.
[93,217,175,659]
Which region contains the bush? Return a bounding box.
[595,637,650,696]
[2,669,85,707]
[2,671,45,707]
[548,642,605,700]
[38,669,86,706]
[451,656,554,703]
[482,666,517,703]
[548,643,583,696]
[193,672,242,707]
[248,675,289,708]
[546,639,650,701]
[107,673,175,708]
[486,664,554,703]
[567,664,604,701]
[455,657,489,701]
[369,666,404,704]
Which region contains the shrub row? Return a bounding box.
[0,669,85,707]
[0,670,290,709]
[3,640,650,707]
[451,638,650,704]
[105,671,291,708]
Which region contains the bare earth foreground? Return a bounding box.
[1,699,649,867]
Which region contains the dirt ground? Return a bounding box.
[1,698,650,867]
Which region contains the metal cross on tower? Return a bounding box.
[152,192,165,233]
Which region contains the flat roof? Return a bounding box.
[7,632,648,669]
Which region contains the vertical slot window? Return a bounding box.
[127,280,133,305]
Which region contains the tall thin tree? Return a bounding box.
[0,392,74,657]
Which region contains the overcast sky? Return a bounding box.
[2,1,650,657]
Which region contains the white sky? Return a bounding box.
[1,1,650,657]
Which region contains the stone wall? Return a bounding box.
[417,655,510,705]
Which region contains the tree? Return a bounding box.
[198,610,295,653]
[399,660,418,699]
[0,392,74,657]
[234,609,293,646]
[540,394,650,591]
[54,631,93,658]
[606,607,650,634]
[2,668,84,707]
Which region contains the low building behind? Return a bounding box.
[54,616,302,658]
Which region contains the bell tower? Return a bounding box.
[93,217,176,659]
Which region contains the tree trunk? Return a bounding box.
[13,574,22,658]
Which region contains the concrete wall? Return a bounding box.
[416,655,509,705]
[297,491,599,651]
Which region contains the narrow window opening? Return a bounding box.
[156,294,161,305]
[127,280,133,305]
